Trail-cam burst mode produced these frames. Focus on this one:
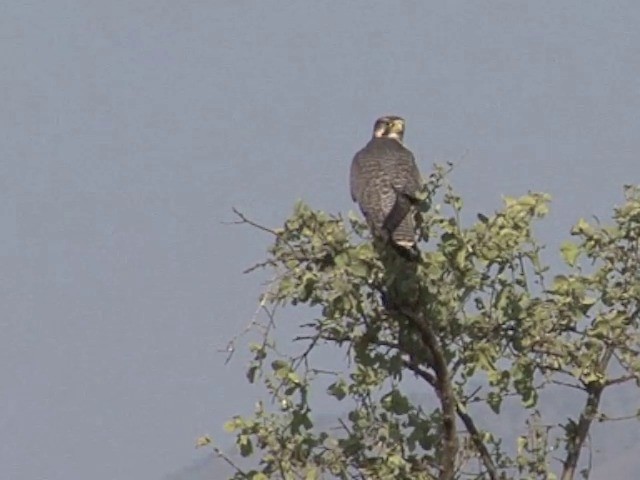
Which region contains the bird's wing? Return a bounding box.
[389,148,422,201]
[350,144,395,239]
[349,150,364,203]
[382,194,413,238]
[383,146,422,233]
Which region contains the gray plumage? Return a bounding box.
[350,116,422,253]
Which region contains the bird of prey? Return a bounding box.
[350,115,423,257]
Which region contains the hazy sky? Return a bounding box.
[2,2,640,479]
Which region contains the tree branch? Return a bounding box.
[396,307,457,480]
[404,361,498,480]
[212,445,248,477]
[230,207,281,237]
[560,347,613,480]
[604,374,636,387]
[220,288,276,364]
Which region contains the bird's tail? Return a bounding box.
[390,213,419,261]
[391,240,419,261]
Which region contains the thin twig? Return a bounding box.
[212,445,249,478]
[461,385,482,404]
[230,207,281,236]
[550,380,586,391]
[243,259,276,274]
[221,284,275,364]
[596,412,640,422]
[604,374,636,387]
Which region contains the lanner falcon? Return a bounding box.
[350,115,423,257]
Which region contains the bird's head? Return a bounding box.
[372,115,405,142]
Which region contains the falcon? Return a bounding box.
[350,115,423,257]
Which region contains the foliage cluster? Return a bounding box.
[208,166,640,480]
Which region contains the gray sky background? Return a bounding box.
[2,2,640,479]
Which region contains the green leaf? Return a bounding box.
[477,213,490,224]
[487,391,502,414]
[455,247,468,269]
[305,468,319,480]
[560,241,581,267]
[552,275,569,292]
[381,390,410,415]
[222,419,238,433]
[271,359,289,373]
[571,218,593,235]
[195,435,211,448]
[246,364,259,383]
[327,379,347,400]
[238,434,253,456]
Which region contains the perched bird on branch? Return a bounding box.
[350,115,423,259]
[350,115,433,367]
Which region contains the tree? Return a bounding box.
[205,165,640,480]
